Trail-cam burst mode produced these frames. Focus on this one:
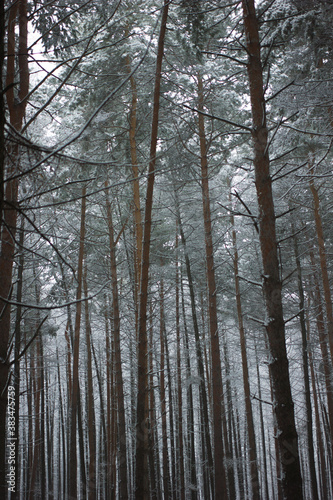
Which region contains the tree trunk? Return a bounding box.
[241,1,303,497]
[135,2,169,497]
[0,2,28,494]
[197,72,227,499]
[174,186,213,497]
[105,185,128,499]
[160,280,171,500]
[292,226,319,500]
[175,228,186,500]
[180,275,198,498]
[230,189,260,500]
[69,186,86,499]
[83,265,97,500]
[308,158,333,360]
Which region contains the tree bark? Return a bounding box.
[69,186,86,499]
[308,158,333,361]
[105,185,128,499]
[241,1,303,497]
[83,265,97,500]
[174,186,214,497]
[230,190,260,500]
[292,227,319,500]
[175,228,186,500]
[197,72,227,499]
[135,2,169,497]
[0,3,28,494]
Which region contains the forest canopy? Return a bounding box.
[0,0,332,499]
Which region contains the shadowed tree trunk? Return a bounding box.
[241,1,303,497]
[175,227,186,500]
[0,2,28,494]
[292,226,319,500]
[69,186,86,499]
[308,157,333,361]
[135,2,169,497]
[230,188,260,500]
[83,265,97,500]
[197,72,227,499]
[105,184,128,499]
[174,185,213,497]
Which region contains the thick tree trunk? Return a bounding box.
[241,1,303,497]
[197,72,227,499]
[0,2,28,494]
[135,2,169,497]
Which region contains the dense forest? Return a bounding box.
[0,0,332,499]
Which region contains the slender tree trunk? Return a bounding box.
[254,342,269,500]
[56,347,67,500]
[308,158,333,360]
[292,227,319,500]
[135,3,169,497]
[306,308,330,500]
[221,337,237,500]
[175,228,186,500]
[174,186,214,496]
[69,186,86,499]
[197,72,227,499]
[125,51,142,331]
[83,265,97,500]
[241,1,303,497]
[309,249,333,446]
[230,191,260,500]
[180,275,198,498]
[163,299,177,500]
[105,184,128,499]
[148,304,158,500]
[160,280,171,500]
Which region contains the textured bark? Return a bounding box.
[12,220,24,499]
[135,2,169,497]
[241,1,303,497]
[197,73,227,499]
[0,2,28,494]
